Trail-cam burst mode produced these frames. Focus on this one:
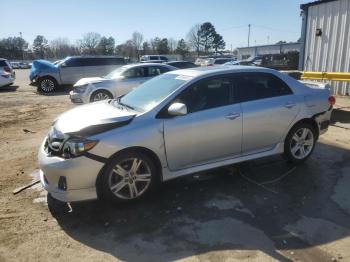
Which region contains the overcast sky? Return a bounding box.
[2,0,311,49]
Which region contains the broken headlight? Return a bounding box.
[62,138,98,158]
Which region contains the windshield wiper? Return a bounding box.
[117,97,135,110]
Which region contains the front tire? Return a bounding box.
[37,77,58,93]
[98,151,158,203]
[284,123,316,164]
[90,90,113,102]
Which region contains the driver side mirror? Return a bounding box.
[60,62,67,68]
[168,102,187,116]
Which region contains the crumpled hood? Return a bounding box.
[30,60,58,80]
[54,101,136,135]
[32,60,57,70]
[74,77,107,86]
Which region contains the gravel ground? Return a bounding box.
[0,69,350,262]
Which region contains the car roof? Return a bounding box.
[122,63,174,68]
[167,61,192,63]
[170,65,276,77]
[66,55,124,59]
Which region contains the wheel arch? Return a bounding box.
[89,88,114,102]
[95,146,163,198]
[287,117,319,141]
[38,75,58,84]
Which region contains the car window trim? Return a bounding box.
[156,73,237,119]
[233,72,294,103]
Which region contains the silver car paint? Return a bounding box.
[38,66,332,202]
[70,63,177,104]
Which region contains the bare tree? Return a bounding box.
[168,38,177,54]
[116,40,136,60]
[187,24,201,57]
[50,38,79,59]
[79,32,101,55]
[142,41,151,55]
[131,31,144,59]
[150,38,159,54]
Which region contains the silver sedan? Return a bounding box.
[39,66,334,203]
[69,63,177,104]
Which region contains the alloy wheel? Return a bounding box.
[93,92,110,101]
[41,79,55,92]
[108,158,152,199]
[290,127,314,159]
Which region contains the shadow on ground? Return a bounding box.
[48,141,350,261]
[36,85,73,96]
[331,109,350,125]
[0,85,19,92]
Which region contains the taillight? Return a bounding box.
[3,66,11,73]
[328,96,336,106]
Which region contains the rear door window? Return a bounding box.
[65,58,84,67]
[147,66,170,77]
[147,66,162,77]
[234,72,293,102]
[123,67,145,78]
[81,58,99,66]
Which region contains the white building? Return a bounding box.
[300,0,350,95]
[237,43,301,60]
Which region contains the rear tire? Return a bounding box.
[90,90,113,102]
[284,123,316,164]
[98,151,158,203]
[37,77,58,93]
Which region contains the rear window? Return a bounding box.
[214,59,231,64]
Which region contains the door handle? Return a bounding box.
[284,102,296,109]
[225,113,240,120]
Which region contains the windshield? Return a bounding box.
[105,66,129,79]
[56,57,70,66]
[115,73,190,112]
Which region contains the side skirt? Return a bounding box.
[161,142,285,181]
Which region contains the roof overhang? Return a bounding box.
[301,0,339,10]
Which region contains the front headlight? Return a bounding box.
[74,84,88,93]
[62,138,98,158]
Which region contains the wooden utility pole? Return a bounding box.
[248,24,251,47]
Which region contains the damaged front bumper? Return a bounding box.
[38,139,103,202]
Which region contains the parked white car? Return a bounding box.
[0,59,15,87]
[70,63,177,104]
[0,69,15,87]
